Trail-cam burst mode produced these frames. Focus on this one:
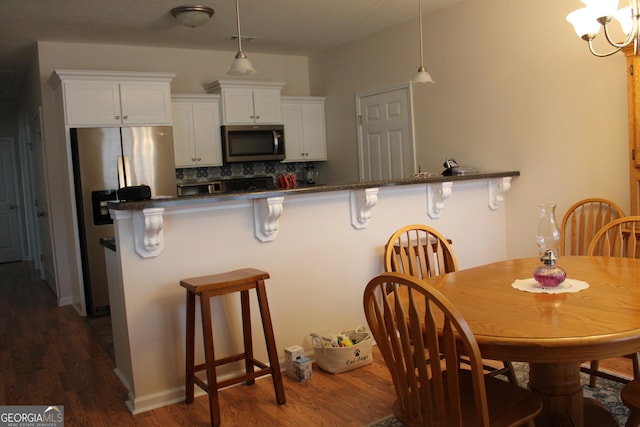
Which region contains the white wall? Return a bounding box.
[309,0,630,259]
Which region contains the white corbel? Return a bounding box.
[133,208,165,258]
[427,182,453,219]
[253,196,285,242]
[488,177,512,210]
[350,188,379,229]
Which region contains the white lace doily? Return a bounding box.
[511,278,589,294]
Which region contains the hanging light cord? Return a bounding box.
[235,0,244,55]
[418,0,425,69]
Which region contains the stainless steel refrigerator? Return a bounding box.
[71,126,177,316]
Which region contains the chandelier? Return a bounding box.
[567,0,640,56]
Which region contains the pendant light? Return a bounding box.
[228,0,257,75]
[413,0,434,84]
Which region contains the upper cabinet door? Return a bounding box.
[252,89,282,124]
[171,102,197,167]
[63,81,122,126]
[172,95,222,168]
[118,82,172,125]
[222,89,257,124]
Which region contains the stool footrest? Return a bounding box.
[193,354,270,372]
[192,363,275,392]
[217,367,274,389]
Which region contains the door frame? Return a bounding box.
[355,83,416,181]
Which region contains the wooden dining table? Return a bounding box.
[420,256,640,427]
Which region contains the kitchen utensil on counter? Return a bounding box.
[304,164,319,185]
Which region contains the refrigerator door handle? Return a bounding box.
[123,155,131,187]
[117,155,125,188]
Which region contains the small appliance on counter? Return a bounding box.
[177,177,276,196]
[177,181,222,196]
[441,157,479,176]
[304,164,319,185]
[219,176,276,193]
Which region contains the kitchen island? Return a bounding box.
[105,171,518,413]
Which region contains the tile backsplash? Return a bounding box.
[176,161,313,185]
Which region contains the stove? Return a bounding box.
[218,176,276,193]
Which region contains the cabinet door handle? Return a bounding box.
[123,115,128,120]
[255,115,260,120]
[115,115,120,120]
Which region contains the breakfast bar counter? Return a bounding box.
[109,170,519,210]
[104,171,519,413]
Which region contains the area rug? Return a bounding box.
[368,363,629,426]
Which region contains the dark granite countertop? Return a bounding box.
[107,170,520,211]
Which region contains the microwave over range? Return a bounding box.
[221,125,285,163]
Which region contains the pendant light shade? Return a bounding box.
[413,0,434,84]
[414,66,434,84]
[228,0,257,75]
[228,52,257,75]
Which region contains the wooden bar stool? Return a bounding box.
[181,268,286,427]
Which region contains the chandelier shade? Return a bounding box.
[566,0,640,56]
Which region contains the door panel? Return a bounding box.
[121,126,177,197]
[0,138,21,263]
[357,85,415,181]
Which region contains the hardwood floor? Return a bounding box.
[0,262,396,426]
[1,261,634,426]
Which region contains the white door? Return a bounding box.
[356,84,415,181]
[0,137,22,263]
[29,112,56,291]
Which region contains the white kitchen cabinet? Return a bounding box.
[172,95,222,168]
[52,70,174,127]
[282,96,327,162]
[205,80,285,125]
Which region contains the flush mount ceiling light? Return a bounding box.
[567,0,640,56]
[228,0,257,75]
[171,5,214,28]
[413,0,434,84]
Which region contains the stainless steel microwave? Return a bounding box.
[221,125,285,163]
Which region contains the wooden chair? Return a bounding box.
[560,198,625,256]
[622,378,640,427]
[384,224,518,384]
[363,272,542,427]
[583,216,640,388]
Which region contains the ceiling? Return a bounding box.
[0,0,461,100]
